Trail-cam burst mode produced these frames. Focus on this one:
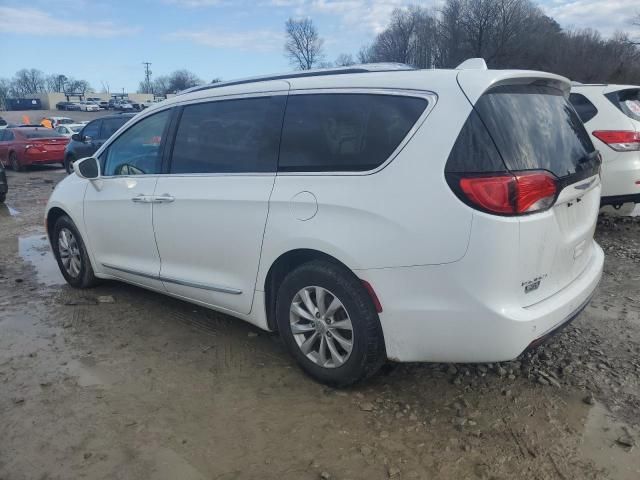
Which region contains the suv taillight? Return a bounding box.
[592,130,640,152]
[454,171,558,216]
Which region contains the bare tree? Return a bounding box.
[11,69,46,96]
[64,78,91,96]
[335,53,355,66]
[284,18,325,70]
[0,78,10,110]
[46,74,67,93]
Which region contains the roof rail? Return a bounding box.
[178,63,416,95]
[456,58,488,70]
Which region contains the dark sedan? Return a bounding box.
[63,113,135,173]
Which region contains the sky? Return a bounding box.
[1,0,639,93]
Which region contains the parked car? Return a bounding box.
[0,127,69,171]
[114,100,134,111]
[98,101,109,110]
[62,113,135,173]
[45,62,604,386]
[0,159,7,203]
[569,84,640,207]
[78,101,100,112]
[44,116,75,129]
[0,117,7,129]
[56,101,81,111]
[55,123,85,138]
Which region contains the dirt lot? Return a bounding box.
[1,168,639,480]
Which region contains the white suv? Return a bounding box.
[45,63,604,385]
[570,84,640,207]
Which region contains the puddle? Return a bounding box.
[580,402,640,479]
[0,204,19,216]
[66,358,118,387]
[18,233,65,286]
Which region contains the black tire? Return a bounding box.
[276,260,386,386]
[9,152,25,172]
[51,215,98,288]
[64,154,76,174]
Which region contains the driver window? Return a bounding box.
[102,110,171,176]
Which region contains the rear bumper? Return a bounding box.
[600,153,640,199]
[24,152,65,165]
[601,193,640,206]
[358,241,604,363]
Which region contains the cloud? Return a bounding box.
[164,0,225,6]
[168,29,284,51]
[268,0,438,34]
[0,6,140,37]
[542,0,640,37]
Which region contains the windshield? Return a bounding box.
[70,125,83,132]
[58,118,74,124]
[24,130,65,138]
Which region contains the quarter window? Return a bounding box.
[170,96,286,174]
[278,94,428,172]
[569,93,598,123]
[102,109,171,176]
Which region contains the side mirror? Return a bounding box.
[73,157,100,180]
[71,133,81,141]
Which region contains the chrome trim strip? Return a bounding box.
[101,263,242,295]
[102,263,159,281]
[160,275,242,295]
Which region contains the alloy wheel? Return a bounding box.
[289,286,354,368]
[58,228,82,278]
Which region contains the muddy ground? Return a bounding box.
[1,168,639,480]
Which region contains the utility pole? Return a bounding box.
[142,62,152,94]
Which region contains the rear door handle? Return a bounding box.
[154,194,175,203]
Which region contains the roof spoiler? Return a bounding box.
[456,58,488,70]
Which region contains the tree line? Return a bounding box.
[0,69,92,110]
[284,1,640,85]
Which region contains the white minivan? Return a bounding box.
[46,62,604,385]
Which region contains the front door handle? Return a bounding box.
[131,194,154,203]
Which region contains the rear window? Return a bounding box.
[24,130,65,139]
[279,93,427,172]
[605,88,640,122]
[470,84,595,178]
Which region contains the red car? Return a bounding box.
[0,127,69,171]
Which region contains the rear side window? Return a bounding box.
[82,121,101,139]
[605,88,640,122]
[569,93,598,123]
[170,96,286,174]
[279,94,427,172]
[472,85,595,178]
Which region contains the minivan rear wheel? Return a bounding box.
[276,260,386,386]
[51,215,98,288]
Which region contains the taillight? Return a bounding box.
[456,171,557,216]
[592,130,640,152]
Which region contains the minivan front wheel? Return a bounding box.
[64,154,76,174]
[276,260,386,386]
[52,215,98,288]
